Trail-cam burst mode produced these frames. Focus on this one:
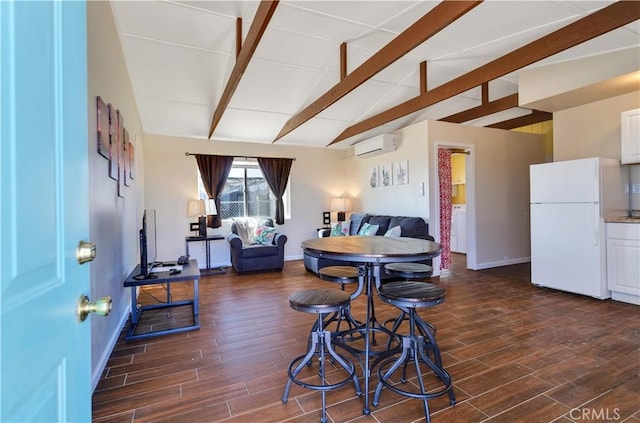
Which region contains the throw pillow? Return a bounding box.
[330,221,350,237]
[358,222,379,236]
[349,213,369,235]
[384,225,402,237]
[233,218,257,245]
[251,225,277,245]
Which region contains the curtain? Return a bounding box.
[257,157,293,225]
[195,154,234,228]
[438,149,453,270]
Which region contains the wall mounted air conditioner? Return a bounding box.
[354,134,396,158]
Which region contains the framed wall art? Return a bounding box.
[369,166,379,188]
[96,96,110,159]
[381,163,392,187]
[128,141,135,180]
[395,159,408,185]
[116,111,124,197]
[108,104,118,180]
[123,128,130,187]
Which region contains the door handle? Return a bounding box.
[77,295,112,322]
[76,240,96,264]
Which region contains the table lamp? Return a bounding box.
[187,199,206,236]
[330,197,351,222]
[204,198,217,217]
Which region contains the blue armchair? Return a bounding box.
[226,218,287,274]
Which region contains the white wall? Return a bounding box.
[342,118,546,272]
[425,120,546,271]
[142,135,347,267]
[344,122,431,221]
[554,91,640,211]
[87,1,144,390]
[554,91,640,161]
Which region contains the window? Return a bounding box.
[198,159,290,220]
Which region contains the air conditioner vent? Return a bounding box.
[354,134,396,158]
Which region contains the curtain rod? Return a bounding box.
[448,148,470,155]
[185,152,296,161]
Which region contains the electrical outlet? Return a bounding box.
[632,184,640,194]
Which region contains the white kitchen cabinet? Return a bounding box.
[621,108,640,164]
[606,222,640,305]
[450,205,467,254]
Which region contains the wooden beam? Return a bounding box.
[481,82,488,104]
[208,1,279,139]
[328,1,640,145]
[340,42,347,81]
[441,93,518,123]
[272,1,482,142]
[236,18,242,59]
[486,110,552,130]
[420,61,427,94]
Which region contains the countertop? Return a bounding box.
[605,216,640,224]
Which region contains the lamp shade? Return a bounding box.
[187,199,206,217]
[205,198,217,215]
[330,197,351,212]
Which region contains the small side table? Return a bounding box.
[123,259,200,340]
[185,235,225,273]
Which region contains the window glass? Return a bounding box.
[197,159,290,220]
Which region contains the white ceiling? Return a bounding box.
[110,1,640,149]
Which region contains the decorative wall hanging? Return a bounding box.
[96,96,110,159]
[108,103,118,180]
[98,96,134,197]
[117,110,124,197]
[123,128,130,187]
[369,166,379,188]
[381,163,392,187]
[128,141,135,180]
[395,160,408,185]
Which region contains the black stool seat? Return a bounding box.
[378,281,445,308]
[385,262,433,279]
[319,265,359,283]
[289,288,351,314]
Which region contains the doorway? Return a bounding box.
[430,142,477,274]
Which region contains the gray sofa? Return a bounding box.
[227,218,287,274]
[303,213,433,279]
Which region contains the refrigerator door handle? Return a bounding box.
[591,204,599,246]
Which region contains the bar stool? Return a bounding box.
[383,263,436,346]
[372,281,455,423]
[385,262,434,280]
[317,266,364,337]
[282,288,362,423]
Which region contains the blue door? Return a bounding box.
[1,1,92,421]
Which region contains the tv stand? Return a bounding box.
[123,259,200,340]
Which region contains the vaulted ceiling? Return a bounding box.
[111,1,640,150]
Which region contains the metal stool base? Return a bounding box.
[283,290,361,423]
[373,284,455,423]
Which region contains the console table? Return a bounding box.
[185,234,225,273]
[123,259,200,341]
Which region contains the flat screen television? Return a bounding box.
[138,209,158,278]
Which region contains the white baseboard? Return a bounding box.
[473,257,530,270]
[91,304,130,392]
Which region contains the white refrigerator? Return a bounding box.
[530,157,625,299]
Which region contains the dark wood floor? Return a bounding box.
[93,254,640,423]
